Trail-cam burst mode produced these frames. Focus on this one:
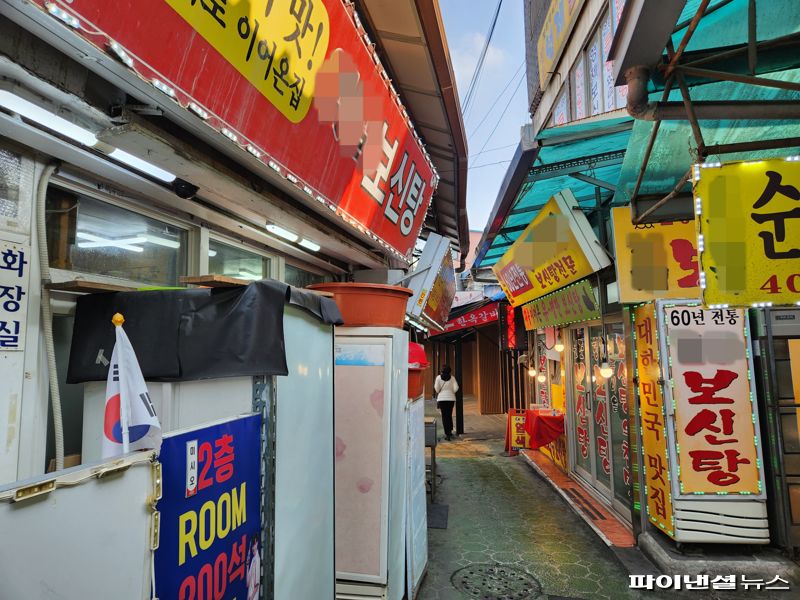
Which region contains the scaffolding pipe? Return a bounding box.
[633,169,692,225]
[664,0,711,78]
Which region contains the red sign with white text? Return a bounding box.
[30,0,436,258]
[430,302,499,336]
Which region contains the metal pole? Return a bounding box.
[748,0,758,75]
[703,136,800,155]
[674,65,800,92]
[633,169,693,225]
[664,0,711,78]
[455,338,464,435]
[675,72,706,156]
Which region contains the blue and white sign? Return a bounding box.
[155,414,262,600]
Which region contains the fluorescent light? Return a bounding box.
[144,234,180,248]
[236,271,262,281]
[0,90,97,146]
[299,238,320,252]
[208,249,218,257]
[76,232,145,252]
[109,149,176,183]
[266,223,298,242]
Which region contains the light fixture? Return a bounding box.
[554,330,564,353]
[537,373,547,383]
[143,234,180,249]
[108,149,175,183]
[236,270,262,281]
[266,223,298,242]
[0,90,98,146]
[299,238,320,252]
[76,232,144,252]
[46,2,80,28]
[599,361,613,379]
[528,367,536,378]
[208,249,218,257]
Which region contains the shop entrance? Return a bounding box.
[567,321,631,520]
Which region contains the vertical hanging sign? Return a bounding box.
[0,240,30,352]
[659,302,765,496]
[633,303,674,538]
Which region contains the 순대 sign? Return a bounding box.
[155,414,262,599]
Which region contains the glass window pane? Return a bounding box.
[285,264,325,288]
[571,327,592,474]
[46,187,187,286]
[606,323,631,507]
[209,239,269,281]
[589,325,612,488]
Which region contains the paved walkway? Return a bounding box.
[418,399,790,600]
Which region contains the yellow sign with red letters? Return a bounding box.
[695,159,800,306]
[633,303,674,538]
[166,0,330,122]
[612,207,701,303]
[492,190,610,307]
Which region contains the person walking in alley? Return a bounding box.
[434,365,459,441]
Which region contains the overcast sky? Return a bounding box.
[439,0,530,237]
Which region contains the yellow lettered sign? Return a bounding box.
[611,207,700,303]
[166,0,330,123]
[492,190,610,307]
[695,159,800,306]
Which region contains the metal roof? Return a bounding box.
[473,115,634,268]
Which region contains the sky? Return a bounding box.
[439,0,530,237]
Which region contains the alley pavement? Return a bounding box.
[418,399,794,600]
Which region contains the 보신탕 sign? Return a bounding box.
[492,190,611,308]
[659,302,765,496]
[611,207,700,303]
[633,302,674,538]
[521,278,599,330]
[27,0,436,258]
[695,159,800,306]
[155,414,262,600]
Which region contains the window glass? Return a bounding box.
[46,187,187,286]
[285,264,325,288]
[209,239,270,281]
[588,37,603,116]
[572,58,586,120]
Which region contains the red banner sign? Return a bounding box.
[430,302,499,336]
[32,0,437,258]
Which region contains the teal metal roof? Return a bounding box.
[477,115,633,267]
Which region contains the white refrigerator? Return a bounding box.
[334,327,408,600]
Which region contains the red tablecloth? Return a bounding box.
[524,410,565,449]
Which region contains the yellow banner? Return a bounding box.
[612,207,701,303]
[633,303,674,538]
[537,0,585,88]
[492,191,608,307]
[695,159,800,306]
[510,414,530,450]
[664,305,763,495]
[166,0,330,123]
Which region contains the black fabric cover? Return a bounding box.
[66,280,340,383]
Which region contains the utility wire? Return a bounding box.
[467,59,525,141]
[468,142,518,160]
[473,73,525,159]
[461,0,503,119]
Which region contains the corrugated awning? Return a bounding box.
[474,115,633,268]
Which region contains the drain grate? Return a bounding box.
[450,563,543,599]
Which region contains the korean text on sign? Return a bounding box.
[155,415,262,600]
[695,159,800,306]
[166,0,331,123]
[634,303,674,536]
[663,305,764,495]
[0,241,30,351]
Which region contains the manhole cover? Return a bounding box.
[451,563,543,599]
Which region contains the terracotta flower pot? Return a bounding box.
[307,282,413,328]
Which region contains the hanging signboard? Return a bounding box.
[521,279,599,330]
[24,0,436,259]
[0,240,29,351]
[493,189,610,308]
[537,0,586,88]
[430,302,499,337]
[155,414,263,600]
[632,302,674,538]
[659,302,765,497]
[695,159,800,306]
[611,207,700,303]
[406,233,457,330]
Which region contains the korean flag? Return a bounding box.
[102,318,162,458]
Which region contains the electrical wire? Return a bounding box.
[472,73,525,159]
[467,59,525,141]
[461,0,504,119]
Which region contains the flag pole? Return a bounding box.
[113,312,130,454]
